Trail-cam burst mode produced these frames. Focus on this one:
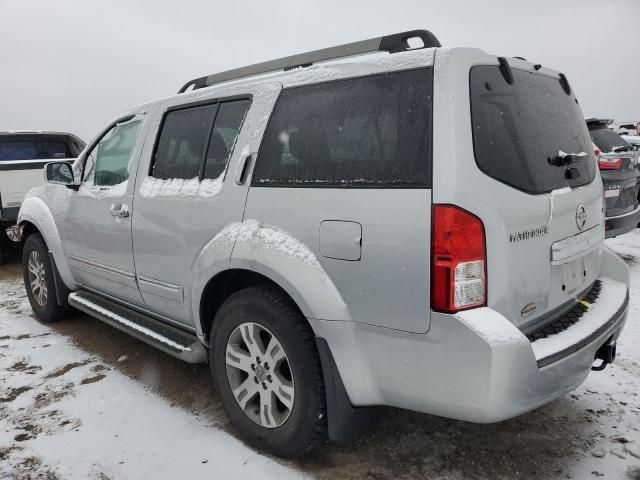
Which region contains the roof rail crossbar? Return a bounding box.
[177,29,441,93]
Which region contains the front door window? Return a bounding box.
[83,119,142,187]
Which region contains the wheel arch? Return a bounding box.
[18,196,78,291]
[198,267,370,443]
[198,268,303,343]
[195,256,349,337]
[191,221,350,341]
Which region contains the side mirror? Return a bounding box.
[45,161,77,186]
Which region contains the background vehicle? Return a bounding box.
[14,30,629,458]
[620,135,640,150]
[587,118,640,237]
[614,121,640,137]
[0,131,85,260]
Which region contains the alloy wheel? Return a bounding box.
[225,322,295,428]
[27,250,48,307]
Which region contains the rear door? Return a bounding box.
[434,50,605,331]
[131,84,280,326]
[244,68,434,333]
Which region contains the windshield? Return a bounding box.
[589,127,632,153]
[0,135,83,161]
[470,66,596,194]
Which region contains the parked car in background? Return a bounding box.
[586,118,640,238]
[620,135,640,150]
[0,131,85,261]
[12,31,629,458]
[614,121,640,137]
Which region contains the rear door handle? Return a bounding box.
[110,203,130,218]
[235,153,253,185]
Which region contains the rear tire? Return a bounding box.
[22,234,68,322]
[210,285,327,458]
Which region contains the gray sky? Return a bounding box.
[1,0,638,142]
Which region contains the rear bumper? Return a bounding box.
[312,248,629,423]
[605,205,640,238]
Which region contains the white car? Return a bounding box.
[0,131,85,259]
[614,121,640,137]
[621,135,640,149]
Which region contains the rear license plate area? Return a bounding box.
[562,257,587,296]
[604,188,620,198]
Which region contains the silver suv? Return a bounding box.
[14,30,630,457]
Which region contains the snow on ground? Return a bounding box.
[607,231,640,366]
[0,276,305,480]
[1,231,640,479]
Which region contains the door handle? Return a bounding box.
[235,153,253,185]
[110,203,130,218]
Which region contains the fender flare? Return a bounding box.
[190,220,350,338]
[18,196,78,291]
[228,220,349,324]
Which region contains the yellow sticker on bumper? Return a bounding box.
[580,300,593,309]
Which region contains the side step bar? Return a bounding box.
[68,290,207,363]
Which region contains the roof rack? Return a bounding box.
[178,29,441,94]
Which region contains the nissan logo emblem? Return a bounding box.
[576,203,588,230]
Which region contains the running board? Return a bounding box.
[68,291,207,363]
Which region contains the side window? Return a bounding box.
[252,69,432,188]
[83,119,142,187]
[203,100,250,180]
[151,100,250,181]
[152,105,216,180]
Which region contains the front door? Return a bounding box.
[61,114,147,305]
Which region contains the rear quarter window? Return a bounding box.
[470,66,596,194]
[252,69,433,188]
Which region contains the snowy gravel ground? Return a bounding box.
[0,232,640,479]
[0,271,306,479]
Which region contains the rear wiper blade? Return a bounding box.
[547,150,587,166]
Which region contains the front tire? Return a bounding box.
[211,286,327,458]
[22,234,68,322]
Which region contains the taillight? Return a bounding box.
[431,205,487,313]
[598,158,623,170]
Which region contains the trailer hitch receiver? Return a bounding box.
[592,339,616,371]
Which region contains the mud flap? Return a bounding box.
[315,337,377,442]
[48,252,70,307]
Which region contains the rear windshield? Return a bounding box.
[589,127,632,153]
[0,135,83,161]
[470,66,596,194]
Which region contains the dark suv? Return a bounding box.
[587,118,640,237]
